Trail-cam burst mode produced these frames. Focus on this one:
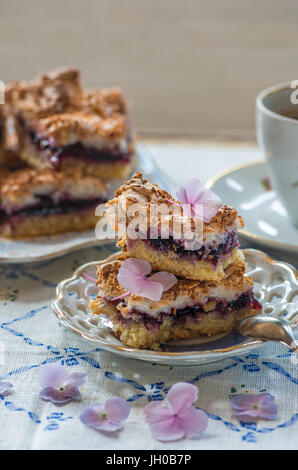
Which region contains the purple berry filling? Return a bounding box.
[21,120,131,168]
[116,291,262,332]
[145,231,239,266]
[0,195,106,224]
[49,143,131,169]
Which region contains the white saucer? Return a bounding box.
[206,161,298,253]
[52,250,298,366]
[0,144,171,264]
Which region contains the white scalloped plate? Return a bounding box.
[0,144,172,263]
[52,249,298,365]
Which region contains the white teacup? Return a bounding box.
[256,82,298,228]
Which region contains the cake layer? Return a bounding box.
[0,167,108,238]
[20,134,134,179]
[94,257,255,317]
[0,207,100,238]
[122,238,242,281]
[91,257,261,349]
[5,67,134,175]
[105,171,244,279]
[0,167,108,213]
[91,300,260,350]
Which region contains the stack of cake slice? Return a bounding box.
[91,172,262,350]
[0,67,135,238]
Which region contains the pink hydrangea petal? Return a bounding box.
[139,278,164,301]
[176,178,205,205]
[144,402,185,442]
[202,203,222,223]
[67,372,87,389]
[258,393,275,405]
[149,272,177,291]
[178,406,208,438]
[233,411,260,423]
[0,382,13,395]
[195,191,222,222]
[148,416,185,442]
[167,382,198,415]
[96,418,124,432]
[176,186,188,204]
[117,267,145,294]
[258,402,278,420]
[121,258,152,276]
[40,386,81,404]
[104,397,130,423]
[199,188,222,205]
[80,403,105,428]
[231,394,260,411]
[144,402,173,423]
[176,178,222,223]
[40,363,69,389]
[80,403,124,432]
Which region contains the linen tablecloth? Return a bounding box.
[0,141,297,450]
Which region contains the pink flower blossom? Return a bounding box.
[80,398,130,432]
[176,178,222,222]
[115,258,177,301]
[39,363,87,405]
[144,382,208,441]
[0,382,13,395]
[231,393,278,423]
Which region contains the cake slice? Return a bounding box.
[105,172,245,281]
[5,67,134,179]
[0,167,108,238]
[90,257,262,350]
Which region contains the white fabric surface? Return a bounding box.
[0,141,297,450]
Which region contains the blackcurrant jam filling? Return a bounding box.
[0,195,106,224]
[115,291,262,331]
[145,232,239,265]
[20,120,131,169]
[49,143,131,169]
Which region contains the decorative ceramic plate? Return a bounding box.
[52,249,298,366]
[0,144,172,264]
[206,161,298,253]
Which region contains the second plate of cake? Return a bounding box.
[0,146,170,263]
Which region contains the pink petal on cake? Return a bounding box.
[139,278,164,301]
[149,272,177,291]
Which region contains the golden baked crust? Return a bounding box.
[106,171,244,241]
[0,167,107,211]
[95,254,253,310]
[5,67,130,144]
[5,67,82,120]
[113,171,174,203]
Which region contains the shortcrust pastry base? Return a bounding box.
[0,210,100,239]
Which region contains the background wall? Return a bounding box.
[1,0,298,138]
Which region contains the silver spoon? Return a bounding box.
[239,314,298,352]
